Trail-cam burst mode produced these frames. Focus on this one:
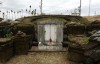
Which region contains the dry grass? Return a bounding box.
[83,15,100,22]
[5,52,69,64]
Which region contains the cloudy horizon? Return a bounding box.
[0,0,100,20]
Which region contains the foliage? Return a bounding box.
[5,32,13,38]
[83,36,89,44]
[68,34,89,44]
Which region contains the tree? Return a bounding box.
[0,1,2,4]
[26,9,27,12]
[0,1,2,17]
[19,11,21,18]
[8,12,10,19]
[29,5,31,11]
[17,11,19,18]
[2,12,5,19]
[0,10,1,17]
[31,9,36,15]
[31,10,34,15]
[11,10,13,20]
[21,9,23,17]
[34,9,36,15]
[29,5,32,14]
[14,11,16,20]
[6,11,8,19]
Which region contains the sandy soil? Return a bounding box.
[5,52,70,64]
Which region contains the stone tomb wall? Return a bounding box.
[36,18,64,45]
[67,31,100,64]
[13,35,32,55]
[0,38,13,63]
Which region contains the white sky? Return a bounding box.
[0,0,100,20]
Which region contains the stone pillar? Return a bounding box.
[57,24,63,43]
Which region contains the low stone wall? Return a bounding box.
[15,24,34,35]
[67,31,100,64]
[65,25,86,35]
[0,25,13,38]
[13,35,32,55]
[64,24,100,36]
[68,46,85,62]
[86,24,100,36]
[0,35,33,63]
[68,41,100,63]
[14,24,37,42]
[0,38,13,63]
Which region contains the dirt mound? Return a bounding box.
[16,15,88,25]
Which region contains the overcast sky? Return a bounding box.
[0,0,100,20]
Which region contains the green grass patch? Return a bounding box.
[83,36,89,44]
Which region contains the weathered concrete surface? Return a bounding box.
[38,43,62,51]
[6,52,69,64]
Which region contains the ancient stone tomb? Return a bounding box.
[35,18,65,50]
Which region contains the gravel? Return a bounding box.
[5,52,69,64]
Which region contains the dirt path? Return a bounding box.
[6,52,70,64]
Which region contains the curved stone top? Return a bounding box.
[35,18,66,25]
